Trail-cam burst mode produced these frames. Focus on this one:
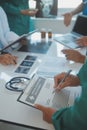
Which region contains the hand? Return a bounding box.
[76,36,87,47]
[20,37,28,45]
[21,9,38,16]
[62,12,73,26]
[62,49,85,63]
[54,72,80,91]
[35,104,56,123]
[0,54,17,65]
[28,9,38,16]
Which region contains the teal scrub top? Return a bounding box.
[52,59,87,130]
[0,0,30,35]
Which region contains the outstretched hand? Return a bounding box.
[76,36,87,47]
[0,53,17,65]
[62,12,73,26]
[62,49,85,63]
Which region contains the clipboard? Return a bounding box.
[17,74,71,110]
[0,29,38,53]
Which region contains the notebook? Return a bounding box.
[54,15,87,49]
[18,74,81,110]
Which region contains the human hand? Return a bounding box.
[28,9,38,16]
[76,36,87,47]
[35,104,56,123]
[54,72,80,91]
[21,9,38,16]
[62,12,73,26]
[20,37,28,45]
[62,49,85,63]
[0,54,17,65]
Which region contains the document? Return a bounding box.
[17,74,81,110]
[36,56,69,78]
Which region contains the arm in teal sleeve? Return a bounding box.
[52,60,87,130]
[77,59,87,86]
[52,91,87,130]
[1,3,20,15]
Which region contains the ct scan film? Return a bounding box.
[35,0,58,18]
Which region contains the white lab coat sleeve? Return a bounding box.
[5,31,19,48]
[0,6,19,48]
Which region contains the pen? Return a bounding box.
[52,69,72,94]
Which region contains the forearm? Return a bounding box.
[80,55,85,63]
[70,3,83,16]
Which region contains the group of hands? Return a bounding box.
[1,34,86,65]
[34,36,85,124]
[35,12,87,122]
[35,70,80,123]
[62,36,87,64]
[35,12,87,123]
[0,11,87,123]
[62,12,87,64]
[0,8,38,66]
[1,10,87,65]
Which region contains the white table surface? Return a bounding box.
[0,33,85,130]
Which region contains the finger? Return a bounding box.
[54,75,59,88]
[3,58,11,65]
[66,55,71,60]
[43,113,46,121]
[10,59,17,65]
[62,50,69,55]
[76,39,81,44]
[0,61,9,66]
[9,56,17,64]
[76,39,83,45]
[12,57,17,64]
[6,57,16,65]
[58,81,69,90]
[5,57,15,65]
[54,73,65,88]
[62,49,73,54]
[35,104,46,112]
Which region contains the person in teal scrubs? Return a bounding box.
[35,59,87,130]
[0,0,37,35]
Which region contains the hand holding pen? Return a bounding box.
[53,70,72,93]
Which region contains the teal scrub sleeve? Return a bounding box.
[52,91,87,130]
[77,59,87,86]
[52,60,87,130]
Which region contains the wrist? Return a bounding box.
[20,10,25,15]
[70,11,75,16]
[74,76,80,86]
[79,55,85,63]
